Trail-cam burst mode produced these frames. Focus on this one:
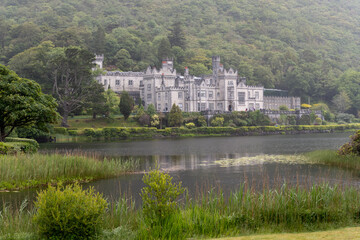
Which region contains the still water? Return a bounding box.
[1,132,359,205]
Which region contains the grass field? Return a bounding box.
[62,115,141,128]
[215,227,360,240]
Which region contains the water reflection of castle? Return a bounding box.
[95,55,301,112]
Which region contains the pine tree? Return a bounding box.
[157,37,172,63]
[168,22,186,50]
[168,104,183,127]
[92,25,105,55]
[119,91,134,120]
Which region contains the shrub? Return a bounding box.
[138,114,150,126]
[0,142,14,155]
[197,116,207,127]
[168,104,183,127]
[338,130,360,156]
[336,113,355,123]
[140,168,185,225]
[315,117,322,125]
[211,117,224,127]
[185,122,196,129]
[279,105,289,111]
[298,114,311,125]
[53,127,68,135]
[150,114,160,127]
[5,138,39,153]
[33,184,107,240]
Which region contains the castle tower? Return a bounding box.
[162,58,174,70]
[93,54,104,69]
[212,56,221,76]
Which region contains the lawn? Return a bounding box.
[215,227,360,240]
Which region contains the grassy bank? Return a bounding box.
[306,150,360,171]
[1,184,360,239]
[53,123,360,140]
[0,153,139,191]
[214,227,360,240]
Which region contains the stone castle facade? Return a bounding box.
[95,56,300,112]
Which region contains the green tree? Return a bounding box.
[168,104,183,127]
[104,88,120,116]
[0,65,59,141]
[119,91,134,120]
[115,49,134,71]
[168,22,186,50]
[51,47,95,127]
[146,103,156,116]
[157,37,172,63]
[86,81,108,119]
[92,25,106,55]
[332,91,351,113]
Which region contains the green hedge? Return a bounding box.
[1,137,39,154]
[56,124,360,140]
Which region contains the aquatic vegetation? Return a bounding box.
[215,154,309,167]
[0,153,139,191]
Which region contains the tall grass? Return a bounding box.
[0,184,359,239]
[305,150,360,171]
[0,153,139,190]
[134,184,360,239]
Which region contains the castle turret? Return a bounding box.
[162,58,174,70]
[93,54,104,69]
[212,56,221,76]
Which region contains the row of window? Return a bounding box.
[102,79,134,86]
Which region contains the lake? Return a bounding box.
[1,132,358,206]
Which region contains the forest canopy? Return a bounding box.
[1,0,360,114]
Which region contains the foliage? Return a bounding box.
[197,116,207,127]
[279,105,289,111]
[119,91,134,120]
[146,104,156,116]
[150,114,159,127]
[0,65,59,141]
[16,125,52,142]
[298,114,311,125]
[4,137,39,154]
[168,104,183,127]
[315,117,322,125]
[210,117,224,127]
[138,114,150,126]
[140,168,185,225]
[338,130,360,156]
[33,184,107,239]
[336,113,355,123]
[104,89,120,116]
[0,152,138,190]
[301,104,312,109]
[185,122,196,129]
[51,47,95,127]
[332,91,351,113]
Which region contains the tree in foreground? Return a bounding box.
[119,91,134,120]
[0,65,59,142]
[168,104,183,127]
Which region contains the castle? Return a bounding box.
[95,56,301,112]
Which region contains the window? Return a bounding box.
[217,92,220,97]
[201,103,206,111]
[158,93,161,100]
[147,84,151,91]
[228,90,234,99]
[197,91,200,97]
[104,79,107,85]
[178,103,183,110]
[248,91,251,99]
[178,92,183,99]
[128,80,133,86]
[255,103,260,110]
[165,103,168,111]
[208,91,213,99]
[147,94,152,101]
[217,102,223,110]
[165,92,168,100]
[255,91,259,99]
[209,103,214,110]
[201,91,206,97]
[197,103,201,111]
[157,104,161,111]
[228,81,234,86]
[115,80,120,85]
[249,103,254,110]
[238,92,245,104]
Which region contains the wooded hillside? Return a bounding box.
[1,0,360,112]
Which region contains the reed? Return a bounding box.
[305,150,360,171]
[0,153,139,191]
